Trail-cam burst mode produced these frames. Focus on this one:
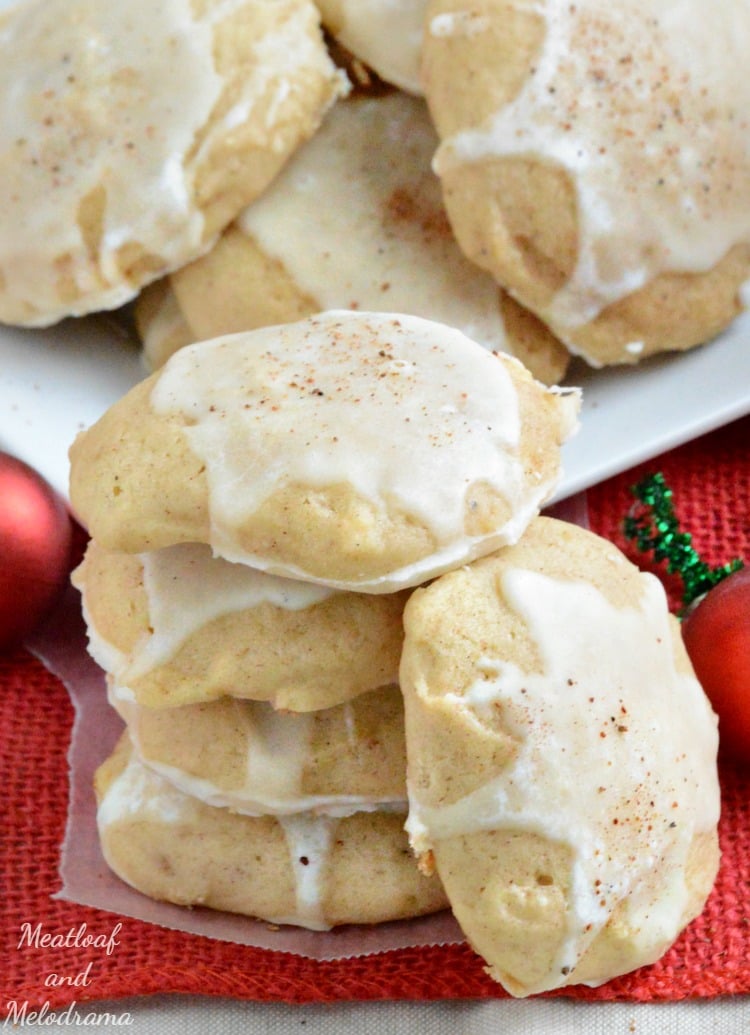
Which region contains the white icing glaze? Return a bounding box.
[276,813,337,929]
[76,543,336,682]
[241,698,314,806]
[134,543,336,677]
[0,0,334,324]
[429,10,491,38]
[341,700,359,750]
[406,567,720,994]
[624,341,644,356]
[238,92,513,355]
[97,754,345,931]
[97,753,198,829]
[317,0,426,94]
[150,311,579,589]
[435,0,750,333]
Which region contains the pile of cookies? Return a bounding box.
[69,308,578,936]
[133,85,570,386]
[69,308,720,996]
[4,0,749,372]
[1,0,730,998]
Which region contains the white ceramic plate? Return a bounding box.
[1,311,749,503]
[558,311,750,499]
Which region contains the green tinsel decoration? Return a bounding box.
[624,472,744,610]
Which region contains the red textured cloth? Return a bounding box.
[2,416,749,1009]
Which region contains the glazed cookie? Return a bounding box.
[422,0,750,365]
[315,0,427,94]
[135,92,570,385]
[95,735,447,929]
[400,517,720,996]
[0,0,344,326]
[133,279,196,371]
[69,311,580,591]
[73,541,408,711]
[109,683,407,815]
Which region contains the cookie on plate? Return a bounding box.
[69,311,580,591]
[422,0,750,365]
[0,0,344,326]
[315,0,427,95]
[135,91,570,385]
[95,734,447,929]
[400,516,720,995]
[73,541,408,711]
[110,682,407,815]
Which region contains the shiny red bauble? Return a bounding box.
[682,566,750,764]
[0,451,74,651]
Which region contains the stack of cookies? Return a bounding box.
[73,542,430,930]
[69,309,722,995]
[70,309,579,933]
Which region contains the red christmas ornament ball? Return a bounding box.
[0,451,74,651]
[682,565,750,764]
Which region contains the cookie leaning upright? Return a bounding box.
[400,517,721,996]
[69,310,580,591]
[0,0,344,327]
[422,0,750,366]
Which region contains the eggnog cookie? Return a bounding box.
[400,517,720,996]
[133,279,197,370]
[0,0,343,327]
[315,0,427,94]
[110,683,406,815]
[69,311,580,591]
[73,541,407,711]
[135,92,570,384]
[95,735,447,929]
[422,0,750,366]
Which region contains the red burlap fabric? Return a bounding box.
[2,415,749,1008]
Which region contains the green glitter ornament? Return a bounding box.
[624,472,744,611]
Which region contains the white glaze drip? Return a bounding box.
[276,813,337,930]
[97,755,349,930]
